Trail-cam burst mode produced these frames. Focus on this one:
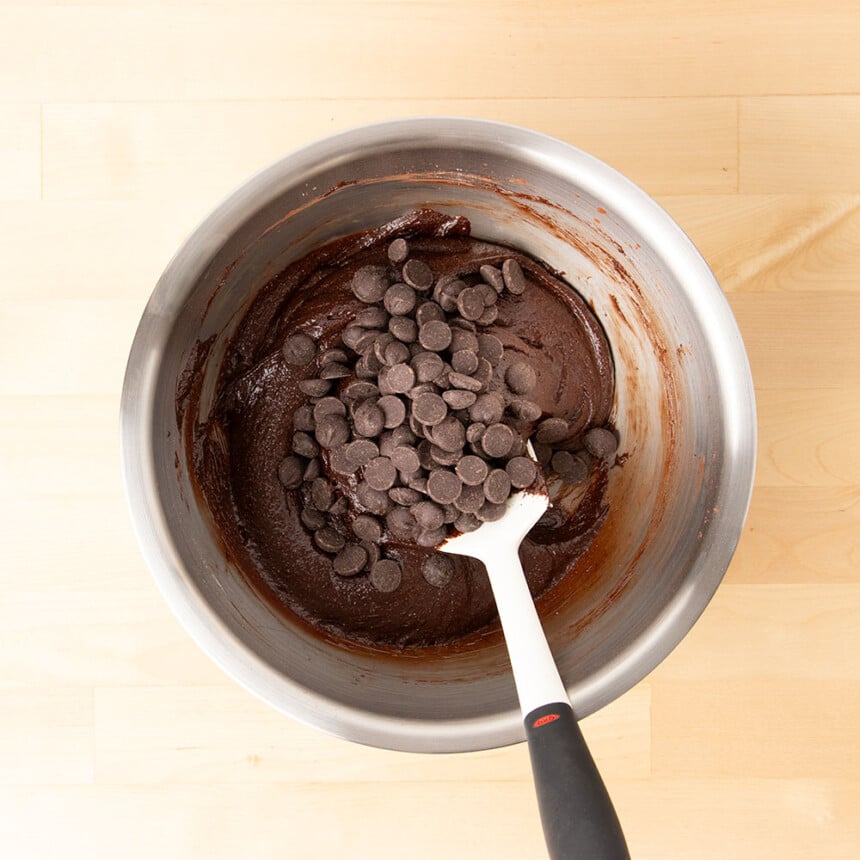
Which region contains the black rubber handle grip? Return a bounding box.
[525,702,630,860]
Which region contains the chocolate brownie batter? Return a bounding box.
[187,210,615,648]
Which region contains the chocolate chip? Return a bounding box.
[361,540,380,569]
[455,455,489,486]
[446,371,482,393]
[282,333,317,366]
[370,559,402,592]
[551,450,589,483]
[371,394,403,430]
[320,348,349,367]
[584,427,618,459]
[371,332,394,363]
[422,554,454,587]
[457,286,485,321]
[429,415,466,452]
[382,363,414,395]
[345,438,379,467]
[298,378,331,398]
[344,380,379,400]
[402,259,434,291]
[309,477,333,511]
[477,282,498,307]
[313,397,346,424]
[450,328,479,353]
[315,416,349,449]
[387,237,409,264]
[506,456,538,489]
[300,505,326,530]
[356,481,391,516]
[320,362,351,380]
[351,514,382,542]
[411,351,444,383]
[391,425,417,447]
[413,392,447,426]
[476,333,503,365]
[409,413,427,439]
[352,265,389,303]
[450,316,477,332]
[313,526,345,554]
[508,399,542,421]
[303,458,321,481]
[476,305,499,326]
[453,482,485,514]
[330,496,349,516]
[482,423,514,458]
[356,306,389,329]
[502,258,527,295]
[430,444,461,466]
[364,456,397,491]
[354,356,377,379]
[408,475,428,495]
[411,500,445,530]
[484,468,512,504]
[535,417,569,444]
[277,455,304,489]
[323,442,352,475]
[331,543,367,577]
[533,442,553,466]
[443,389,477,410]
[415,440,434,470]
[416,301,445,326]
[473,358,492,391]
[469,393,504,425]
[451,349,479,375]
[384,283,417,317]
[477,501,506,522]
[465,422,486,445]
[427,469,462,504]
[455,512,481,533]
[386,506,417,541]
[506,362,537,394]
[389,486,422,506]
[354,401,385,437]
[391,445,420,474]
[293,404,316,432]
[480,264,505,293]
[388,315,418,343]
[418,320,452,352]
[342,324,368,351]
[292,431,320,458]
[416,528,447,548]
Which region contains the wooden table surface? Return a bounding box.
[2,2,859,857]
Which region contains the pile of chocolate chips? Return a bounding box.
[277,237,617,593]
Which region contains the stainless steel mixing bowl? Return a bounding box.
[121,117,756,753]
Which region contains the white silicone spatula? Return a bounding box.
[441,446,630,860]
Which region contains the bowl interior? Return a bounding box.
[126,120,755,752]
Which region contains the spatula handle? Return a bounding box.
[525,702,630,860]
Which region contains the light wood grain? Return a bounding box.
[740,96,860,192]
[42,97,737,201]
[2,1,860,858]
[660,193,860,292]
[3,2,860,101]
[1,778,857,860]
[731,486,860,583]
[729,294,860,388]
[93,684,649,784]
[652,679,860,778]
[0,104,40,200]
[0,688,93,785]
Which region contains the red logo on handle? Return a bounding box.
[532,713,561,728]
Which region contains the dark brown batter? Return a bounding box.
[186,210,615,648]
